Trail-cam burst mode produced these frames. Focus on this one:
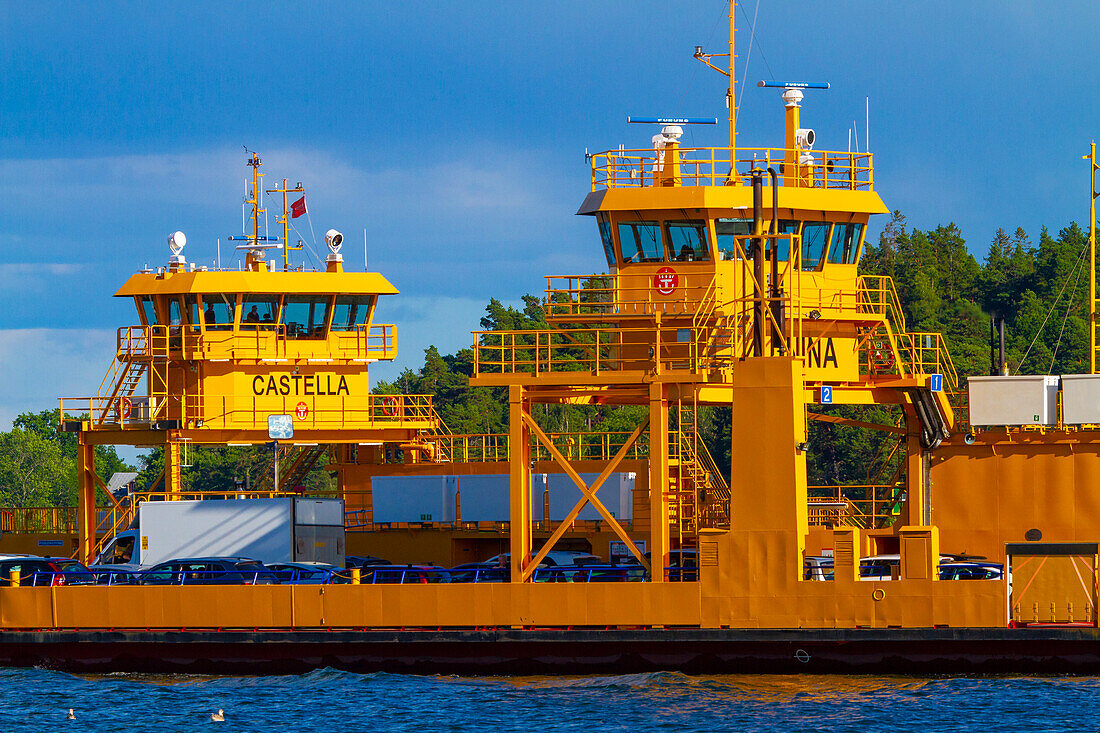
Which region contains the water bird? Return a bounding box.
[67,709,76,720]
[211,709,226,722]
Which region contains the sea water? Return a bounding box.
[0,667,1096,732]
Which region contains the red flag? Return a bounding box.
[290,195,307,219]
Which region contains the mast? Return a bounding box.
[1090,142,1098,373]
[247,153,264,248]
[694,2,738,180]
[729,1,737,158]
[266,177,305,271]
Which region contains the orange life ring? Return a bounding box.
[381,396,399,417]
[119,397,133,420]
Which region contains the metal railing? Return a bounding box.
[807,485,904,529]
[115,323,397,362]
[61,393,440,431]
[424,430,650,464]
[590,147,874,191]
[0,507,78,534]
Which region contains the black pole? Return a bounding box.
[767,167,784,351]
[751,170,765,357]
[990,315,997,376]
[999,316,1007,375]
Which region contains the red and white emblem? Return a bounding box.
[295,401,309,420]
[653,266,679,295]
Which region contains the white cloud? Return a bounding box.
[0,329,116,430]
[0,263,84,291]
[0,146,564,223]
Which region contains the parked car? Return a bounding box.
[360,565,450,584]
[938,562,1004,580]
[803,555,835,581]
[859,554,956,580]
[485,551,601,568]
[90,564,142,585]
[41,557,97,586]
[344,555,390,569]
[267,561,349,584]
[630,549,698,581]
[449,562,508,583]
[138,557,281,586]
[566,564,647,582]
[0,556,72,586]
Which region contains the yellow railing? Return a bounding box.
[857,276,908,333]
[60,393,440,431]
[897,332,959,392]
[0,507,78,534]
[473,325,711,376]
[807,485,904,529]
[590,147,874,191]
[424,431,650,464]
[545,274,714,318]
[116,323,397,362]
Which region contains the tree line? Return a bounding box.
[0,211,1093,505]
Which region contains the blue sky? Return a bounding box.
[2,0,1100,428]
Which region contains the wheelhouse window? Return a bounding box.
[282,296,330,339]
[168,299,183,328]
[777,220,799,260]
[331,295,375,331]
[717,219,797,260]
[827,223,863,265]
[182,295,201,333]
[201,294,235,330]
[597,213,616,271]
[617,221,664,263]
[801,222,831,269]
[137,296,158,326]
[241,296,280,331]
[666,220,710,262]
[716,218,752,259]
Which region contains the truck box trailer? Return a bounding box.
[93,497,345,569]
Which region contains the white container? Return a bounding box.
[1060,374,1100,425]
[968,375,1059,426]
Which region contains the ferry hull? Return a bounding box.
[4,628,1100,675]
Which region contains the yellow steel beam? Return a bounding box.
[508,386,532,583]
[649,382,670,582]
[76,435,96,564]
[520,414,652,581]
[806,411,905,435]
[91,471,122,510]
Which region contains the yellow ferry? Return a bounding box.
[2,2,1100,674]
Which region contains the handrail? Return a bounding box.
[115,323,396,362]
[419,430,650,464]
[0,506,78,534]
[590,147,874,191]
[807,484,904,529]
[60,393,441,431]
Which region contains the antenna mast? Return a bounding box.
[1089,142,1099,373]
[246,152,264,248]
[692,2,738,175]
[266,178,305,271]
[729,1,737,158]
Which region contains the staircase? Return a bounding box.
[668,403,732,546]
[254,444,329,492]
[96,360,149,425]
[84,498,143,563]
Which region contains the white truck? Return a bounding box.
[93,497,345,570]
